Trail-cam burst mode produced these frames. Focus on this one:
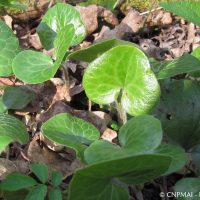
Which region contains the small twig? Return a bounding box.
[88,100,92,111]
[140,7,162,16]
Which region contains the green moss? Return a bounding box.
[120,0,173,12]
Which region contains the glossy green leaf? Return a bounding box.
[13,25,74,84]
[0,20,20,76]
[37,3,85,50]
[25,184,47,200]
[69,173,129,200]
[51,171,63,187]
[2,86,35,109]
[0,173,37,191]
[80,0,119,10]
[0,113,28,152]
[155,143,187,175]
[12,50,54,84]
[153,54,200,79]
[83,45,160,116]
[85,115,162,164]
[153,80,200,150]
[174,178,200,200]
[53,25,74,63]
[48,188,62,200]
[190,144,200,176]
[160,1,200,27]
[41,113,100,159]
[31,163,48,184]
[36,22,56,51]
[69,154,171,200]
[67,39,134,62]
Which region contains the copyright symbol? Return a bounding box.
[160,192,165,197]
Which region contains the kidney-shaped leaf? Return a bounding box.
[0,113,28,152]
[12,50,54,84]
[153,80,200,150]
[69,154,171,200]
[85,115,162,164]
[160,1,200,27]
[37,3,85,50]
[13,25,74,84]
[174,178,200,200]
[83,45,160,116]
[0,20,20,76]
[41,113,100,159]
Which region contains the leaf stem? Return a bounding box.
[115,100,127,126]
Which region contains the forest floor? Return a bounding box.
[0,1,199,199]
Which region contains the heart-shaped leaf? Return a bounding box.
[174,178,200,200]
[160,1,200,27]
[37,3,85,50]
[85,115,162,164]
[68,38,134,62]
[153,80,200,150]
[83,45,160,116]
[0,173,37,191]
[12,50,54,84]
[0,20,20,76]
[13,25,74,84]
[2,86,35,109]
[0,113,28,152]
[69,154,171,200]
[41,113,100,159]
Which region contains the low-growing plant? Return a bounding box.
[0,1,200,199]
[0,163,64,200]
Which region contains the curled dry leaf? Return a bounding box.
[27,135,74,175]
